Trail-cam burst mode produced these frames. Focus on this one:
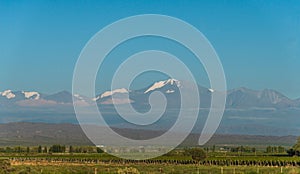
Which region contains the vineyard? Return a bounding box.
[1,144,300,173]
[7,155,300,167]
[1,154,300,173]
[3,159,300,174]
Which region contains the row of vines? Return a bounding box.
[9,157,300,167]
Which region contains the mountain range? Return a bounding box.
[1,79,300,136]
[1,78,299,109]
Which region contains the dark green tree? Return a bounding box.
[43,146,48,153]
[185,148,207,162]
[212,145,216,152]
[49,145,66,153]
[5,147,12,153]
[38,145,42,153]
[266,146,272,153]
[14,146,22,153]
[278,146,285,153]
[96,147,104,153]
[288,137,300,156]
[69,145,74,153]
[26,147,30,153]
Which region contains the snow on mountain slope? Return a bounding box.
[165,89,175,94]
[22,91,40,100]
[208,88,215,93]
[0,90,41,100]
[144,79,181,93]
[0,90,16,99]
[94,88,132,105]
[94,88,129,101]
[74,94,84,100]
[100,88,128,98]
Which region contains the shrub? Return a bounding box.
[117,167,140,174]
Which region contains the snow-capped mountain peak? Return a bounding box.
[166,89,175,93]
[74,94,82,99]
[208,88,214,93]
[22,91,40,100]
[144,79,181,94]
[74,94,85,101]
[93,88,129,101]
[0,90,16,99]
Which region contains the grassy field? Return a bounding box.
[5,163,300,174]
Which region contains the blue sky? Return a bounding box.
[0,0,300,98]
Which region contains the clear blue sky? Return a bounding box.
[0,0,300,98]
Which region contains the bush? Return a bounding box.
[117,167,140,174]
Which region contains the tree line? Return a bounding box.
[0,145,104,154]
[288,137,300,156]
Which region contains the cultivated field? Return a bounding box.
[1,147,300,174]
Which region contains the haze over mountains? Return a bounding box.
[1,79,300,136]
